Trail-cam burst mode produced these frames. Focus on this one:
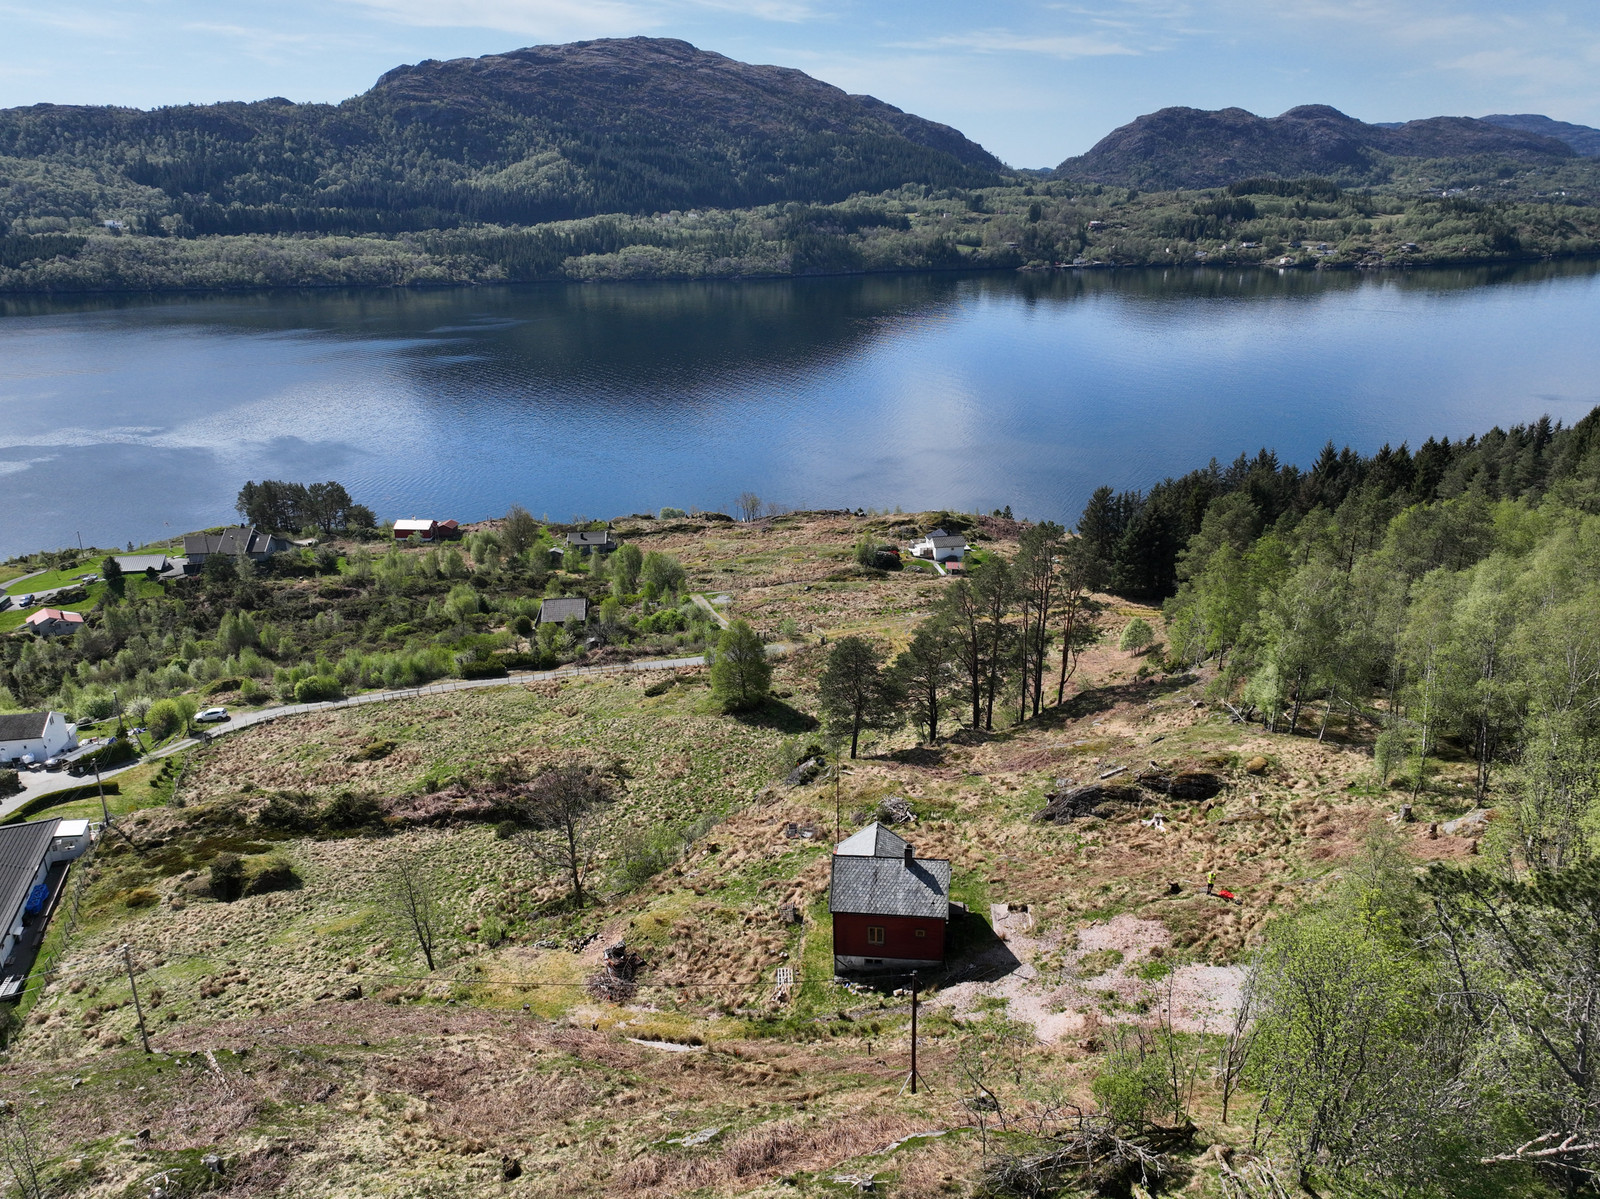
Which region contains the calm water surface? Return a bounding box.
[2,262,1598,557]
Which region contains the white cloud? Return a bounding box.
[338,0,654,38]
[895,28,1140,59]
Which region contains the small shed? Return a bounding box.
[538,597,590,627]
[829,822,951,974]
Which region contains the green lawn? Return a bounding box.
[0,576,167,633]
[2,564,105,596]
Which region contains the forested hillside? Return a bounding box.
[0,38,998,242]
[1055,103,1579,189]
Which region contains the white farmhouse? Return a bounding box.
[909,528,970,563]
[0,711,79,765]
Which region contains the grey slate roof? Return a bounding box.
[835,822,911,858]
[539,597,590,625]
[0,713,50,742]
[830,854,951,919]
[182,526,286,558]
[567,530,616,547]
[0,819,58,932]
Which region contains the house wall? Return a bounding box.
[832,912,946,971]
[0,714,77,762]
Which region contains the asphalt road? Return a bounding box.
[2,642,790,821]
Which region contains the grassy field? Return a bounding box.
[0,514,1497,1198]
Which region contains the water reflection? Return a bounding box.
[0,261,1597,556]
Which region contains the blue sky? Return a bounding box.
[2,0,1597,167]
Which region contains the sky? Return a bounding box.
[1,1,1597,168]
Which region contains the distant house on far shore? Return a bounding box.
[537,597,589,627]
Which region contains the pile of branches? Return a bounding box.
[588,941,645,1003]
[981,1111,1193,1197]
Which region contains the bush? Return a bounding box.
[643,677,677,698]
[209,853,245,902]
[0,770,18,798]
[350,739,396,762]
[294,676,344,703]
[321,790,383,830]
[1118,617,1155,655]
[499,651,549,670]
[243,855,300,896]
[145,696,197,740]
[121,887,159,909]
[458,660,508,680]
[206,677,243,695]
[257,792,318,832]
[494,819,520,840]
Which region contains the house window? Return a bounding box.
[914,929,927,938]
[867,926,885,945]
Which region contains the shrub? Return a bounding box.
[145,697,196,740]
[206,677,243,696]
[321,791,383,830]
[294,676,344,703]
[243,856,300,896]
[458,660,508,680]
[494,819,520,840]
[121,887,159,909]
[350,739,397,762]
[209,854,245,902]
[643,677,676,698]
[1118,617,1155,655]
[258,792,318,832]
[0,770,18,798]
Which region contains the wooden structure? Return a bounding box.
[829,822,950,974]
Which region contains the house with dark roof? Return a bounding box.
[909,528,970,563]
[181,525,289,567]
[0,818,93,996]
[537,597,590,627]
[23,608,86,638]
[566,528,618,555]
[0,711,78,765]
[829,822,951,974]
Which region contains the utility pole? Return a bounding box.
[92,753,110,828]
[76,531,83,552]
[908,973,921,1094]
[900,970,925,1096]
[122,945,150,1054]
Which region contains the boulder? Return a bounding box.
[1441,808,1493,837]
[1035,783,1142,823]
[785,757,824,787]
[1138,770,1222,800]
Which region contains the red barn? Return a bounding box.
[829,823,950,975]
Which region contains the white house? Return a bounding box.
[0,818,94,994]
[909,528,970,563]
[0,711,79,765]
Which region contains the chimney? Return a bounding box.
[904,844,914,864]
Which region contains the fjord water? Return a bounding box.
[2,262,1598,557]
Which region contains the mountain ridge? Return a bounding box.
[1053,103,1577,189]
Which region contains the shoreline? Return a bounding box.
[1,249,1597,304]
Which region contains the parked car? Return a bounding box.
[196,706,230,723]
[44,758,64,772]
[18,594,33,607]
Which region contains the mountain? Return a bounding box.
[1480,113,1600,157]
[0,38,1002,237]
[1053,104,1575,189]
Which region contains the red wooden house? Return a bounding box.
[829,823,951,974]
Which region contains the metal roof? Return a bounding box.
[393,519,438,532]
[0,819,59,933]
[829,854,951,919]
[834,822,911,858]
[567,530,616,545]
[539,597,590,624]
[0,712,50,742]
[111,554,170,574]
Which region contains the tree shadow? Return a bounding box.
[887,745,946,767]
[732,698,819,733]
